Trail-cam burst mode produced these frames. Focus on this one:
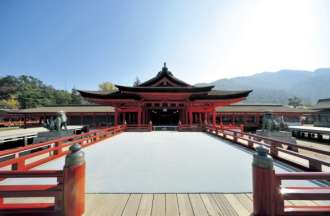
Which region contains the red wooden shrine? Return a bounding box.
[79,63,252,127]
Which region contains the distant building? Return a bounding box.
[312,98,330,127]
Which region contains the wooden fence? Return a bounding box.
[0,143,85,215]
[204,125,330,172]
[0,125,126,171]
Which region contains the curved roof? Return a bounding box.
[115,85,214,93]
[78,90,141,100]
[189,90,252,100]
[138,63,191,87]
[313,98,330,110]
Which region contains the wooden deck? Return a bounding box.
[84,193,324,216]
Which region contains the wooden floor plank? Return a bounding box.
[200,194,219,216]
[165,194,179,216]
[152,194,165,216]
[85,194,129,216]
[82,193,329,216]
[224,194,250,216]
[213,194,238,216]
[189,194,209,216]
[205,194,227,216]
[137,194,153,216]
[234,194,253,213]
[122,194,142,216]
[177,194,194,216]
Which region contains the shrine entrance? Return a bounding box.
[150,109,180,126]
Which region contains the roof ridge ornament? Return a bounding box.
[162,62,168,72]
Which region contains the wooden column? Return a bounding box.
[212,110,216,128]
[138,110,141,126]
[64,144,85,216]
[189,111,193,125]
[114,110,118,126]
[252,146,275,216]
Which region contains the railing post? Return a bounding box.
[64,144,85,216]
[269,141,278,157]
[149,121,152,131]
[252,146,275,216]
[12,154,24,171]
[54,141,63,155]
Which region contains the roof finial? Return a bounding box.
[162,62,168,72]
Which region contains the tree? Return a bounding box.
[133,77,141,87]
[98,82,117,91]
[71,88,83,104]
[0,75,84,109]
[0,76,19,100]
[288,96,302,108]
[0,96,19,109]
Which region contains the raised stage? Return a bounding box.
[2,132,320,193]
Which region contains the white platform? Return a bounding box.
[0,132,320,193]
[0,126,83,143]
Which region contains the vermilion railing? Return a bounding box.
[0,125,126,172]
[275,172,330,215]
[252,147,330,216]
[204,125,330,172]
[0,120,40,127]
[125,123,153,131]
[205,125,330,215]
[0,144,86,215]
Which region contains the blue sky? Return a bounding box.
[0,0,329,90]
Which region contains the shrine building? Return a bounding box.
[78,63,252,127]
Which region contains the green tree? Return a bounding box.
[0,96,19,109]
[0,76,19,100]
[288,96,302,108]
[0,75,83,108]
[98,82,117,91]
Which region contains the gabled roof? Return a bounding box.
[8,105,115,114]
[115,85,214,93]
[313,98,330,110]
[78,90,141,100]
[217,104,313,113]
[189,90,252,100]
[138,63,191,87]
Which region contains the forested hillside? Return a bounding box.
[0,75,83,109]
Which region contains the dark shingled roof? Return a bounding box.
[313,98,330,110]
[189,90,252,100]
[8,105,115,114]
[78,90,141,100]
[138,63,191,87]
[217,104,313,113]
[115,85,214,93]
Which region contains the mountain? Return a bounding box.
[196,68,330,105]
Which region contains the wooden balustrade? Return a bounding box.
[125,123,153,131]
[0,144,86,216]
[252,146,330,216]
[0,125,126,172]
[204,125,330,172]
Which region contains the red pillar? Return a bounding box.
[114,110,118,126]
[123,112,126,124]
[64,144,85,216]
[137,110,141,126]
[189,111,193,125]
[212,110,216,128]
[253,146,276,216]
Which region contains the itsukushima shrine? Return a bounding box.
[78,63,252,127]
[0,64,330,216]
